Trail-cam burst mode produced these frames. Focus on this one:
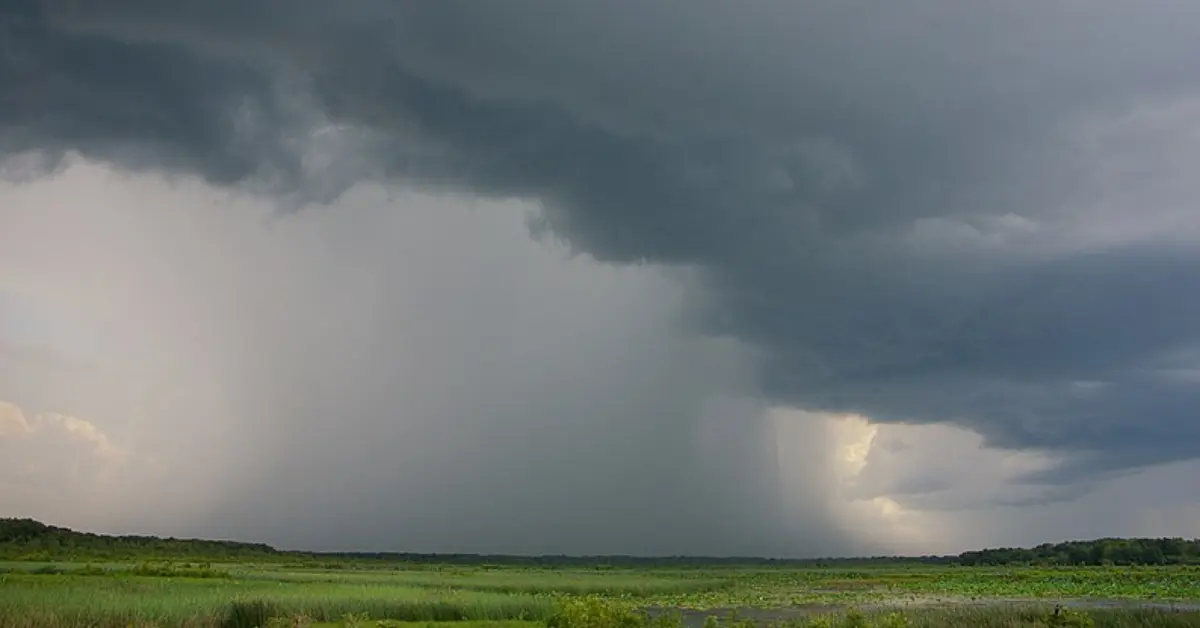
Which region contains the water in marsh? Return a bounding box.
[644,598,1200,627]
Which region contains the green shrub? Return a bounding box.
[547,596,645,628]
[840,609,870,628]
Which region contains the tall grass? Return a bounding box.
[6,563,1200,628]
[245,570,727,597]
[0,574,556,628]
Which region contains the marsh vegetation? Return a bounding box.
[2,520,1198,628]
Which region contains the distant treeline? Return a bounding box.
[0,518,276,560]
[3,518,1199,566]
[957,538,1200,566]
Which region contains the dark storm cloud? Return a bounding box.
[5,0,1200,489]
[1,1,272,181]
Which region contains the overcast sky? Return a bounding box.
[2,0,1200,557]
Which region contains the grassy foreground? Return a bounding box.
[2,561,1200,628]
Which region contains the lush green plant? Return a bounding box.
[546,597,644,628]
[223,600,280,628]
[839,610,869,628]
[339,612,371,628]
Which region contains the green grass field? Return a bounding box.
[2,561,1199,628]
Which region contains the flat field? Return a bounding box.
[1,560,1199,628]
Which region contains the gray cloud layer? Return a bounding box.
[4,0,1200,528]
